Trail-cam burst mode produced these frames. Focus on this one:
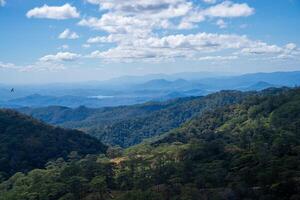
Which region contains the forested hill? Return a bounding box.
[144,87,300,198]
[0,109,107,179]
[19,90,250,147]
[1,87,299,199]
[153,87,299,145]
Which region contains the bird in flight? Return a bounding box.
[11,88,14,92]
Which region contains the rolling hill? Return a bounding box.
[1,87,299,199]
[0,109,107,179]
[19,90,250,147]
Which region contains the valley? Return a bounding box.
[1,87,299,199]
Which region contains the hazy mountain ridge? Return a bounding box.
[1,71,300,108]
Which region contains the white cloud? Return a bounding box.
[58,44,69,50]
[203,1,254,18]
[241,43,282,55]
[86,0,190,15]
[277,43,299,59]
[82,44,91,48]
[81,0,298,64]
[87,33,248,61]
[39,52,81,62]
[26,4,80,20]
[178,11,205,29]
[88,46,189,62]
[78,13,172,37]
[79,14,148,33]
[87,36,107,44]
[0,62,17,69]
[80,0,193,34]
[137,34,242,50]
[81,0,254,36]
[87,35,121,43]
[216,19,227,29]
[58,29,79,39]
[20,62,66,72]
[177,21,195,29]
[178,1,254,29]
[198,55,237,61]
[285,43,297,51]
[0,0,6,7]
[87,32,299,62]
[0,61,66,72]
[240,42,299,60]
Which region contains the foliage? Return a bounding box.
[0,109,107,179]
[20,91,248,147]
[1,88,300,199]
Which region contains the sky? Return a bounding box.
[0,0,300,84]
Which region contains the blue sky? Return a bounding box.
[0,0,300,84]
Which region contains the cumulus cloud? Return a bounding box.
[85,0,190,16]
[87,33,248,61]
[79,14,149,33]
[0,0,6,7]
[80,0,254,35]
[87,35,122,44]
[78,13,172,38]
[58,29,79,39]
[80,0,298,64]
[83,0,192,35]
[88,46,190,63]
[26,4,80,20]
[178,1,254,30]
[39,52,81,62]
[87,32,299,62]
[203,1,254,18]
[80,0,195,34]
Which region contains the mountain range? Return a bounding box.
[1,71,300,108]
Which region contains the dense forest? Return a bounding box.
[0,109,107,180]
[1,87,299,199]
[19,91,250,147]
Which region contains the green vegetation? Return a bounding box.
[20,91,249,147]
[0,109,107,179]
[1,88,300,199]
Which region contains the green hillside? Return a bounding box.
[20,91,249,147]
[1,88,299,200]
[0,109,107,179]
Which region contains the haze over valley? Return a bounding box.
[2,71,300,108]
